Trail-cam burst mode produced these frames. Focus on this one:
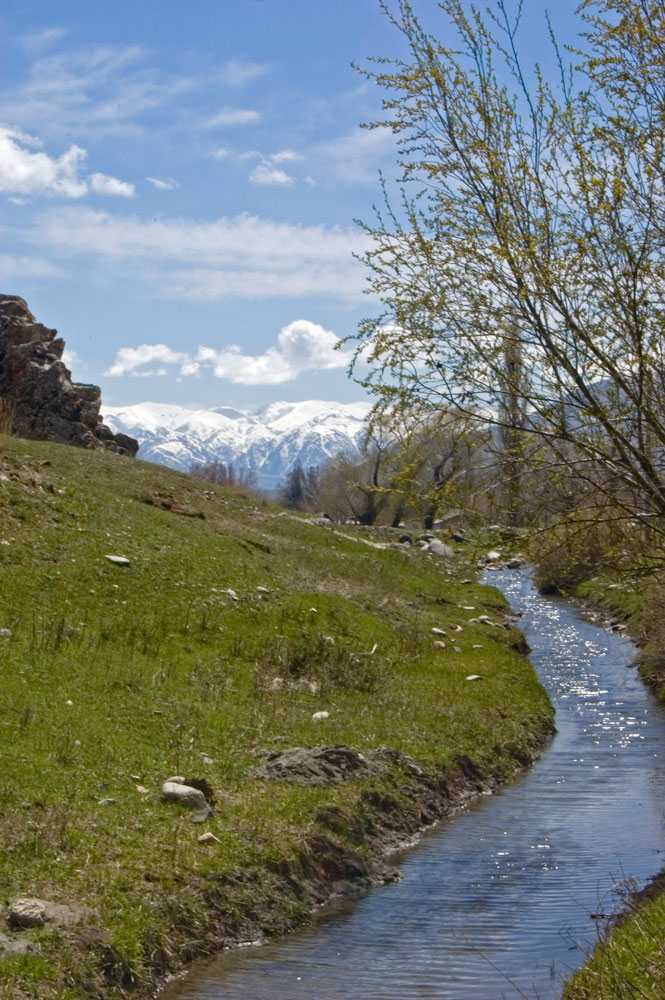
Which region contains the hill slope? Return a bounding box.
[0,436,553,999]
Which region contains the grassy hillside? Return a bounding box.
[0,436,553,999]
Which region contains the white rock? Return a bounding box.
[0,628,11,638]
[486,550,502,561]
[104,555,130,566]
[312,711,330,720]
[431,627,447,635]
[466,674,482,681]
[433,640,446,648]
[198,832,221,844]
[161,779,208,811]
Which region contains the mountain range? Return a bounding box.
[102,399,372,489]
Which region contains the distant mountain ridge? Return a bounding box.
[102,399,372,489]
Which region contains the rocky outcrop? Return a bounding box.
[0,295,138,456]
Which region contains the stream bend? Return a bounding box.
[169,571,665,1000]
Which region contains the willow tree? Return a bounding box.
[353,0,665,533]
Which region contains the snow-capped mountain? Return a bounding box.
[101,399,372,489]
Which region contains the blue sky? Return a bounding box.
[1,0,582,410]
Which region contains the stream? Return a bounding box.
[167,570,665,999]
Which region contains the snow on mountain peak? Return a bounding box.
[102,399,371,489]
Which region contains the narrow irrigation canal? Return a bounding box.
[169,571,665,999]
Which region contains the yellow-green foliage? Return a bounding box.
[0,438,553,999]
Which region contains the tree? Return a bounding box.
[353,0,665,535]
[189,460,257,492]
[279,462,321,511]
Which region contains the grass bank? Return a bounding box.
[0,436,553,999]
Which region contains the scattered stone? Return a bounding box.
[466,674,482,681]
[450,624,463,632]
[323,635,335,645]
[431,627,447,635]
[0,628,11,638]
[253,745,378,786]
[135,785,149,794]
[8,898,92,930]
[98,798,116,806]
[222,588,239,601]
[197,832,221,844]
[433,640,446,648]
[506,558,524,569]
[487,524,503,532]
[8,899,47,929]
[427,540,455,558]
[161,777,208,811]
[104,555,130,567]
[486,550,502,562]
[452,531,466,542]
[256,586,270,593]
[312,711,330,721]
[398,534,412,545]
[416,533,435,542]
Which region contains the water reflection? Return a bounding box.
[167,572,665,1000]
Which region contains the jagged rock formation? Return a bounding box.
[0,295,138,456]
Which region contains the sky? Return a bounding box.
[1,0,583,412]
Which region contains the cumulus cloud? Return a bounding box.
[249,163,293,186]
[30,206,371,301]
[200,107,261,129]
[0,124,134,198]
[106,343,199,378]
[105,319,357,385]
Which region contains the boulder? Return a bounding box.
[427,539,455,558]
[0,295,137,456]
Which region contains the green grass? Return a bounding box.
[0,436,553,998]
[563,887,665,1000]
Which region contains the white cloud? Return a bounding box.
[1,44,195,140]
[89,172,135,197]
[106,343,194,378]
[269,150,302,164]
[20,27,69,52]
[30,206,371,302]
[0,125,87,197]
[105,319,357,385]
[200,107,261,129]
[249,163,293,186]
[218,59,269,88]
[315,126,395,185]
[0,252,63,279]
[145,176,178,190]
[0,125,134,199]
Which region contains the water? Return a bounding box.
[167,572,665,999]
